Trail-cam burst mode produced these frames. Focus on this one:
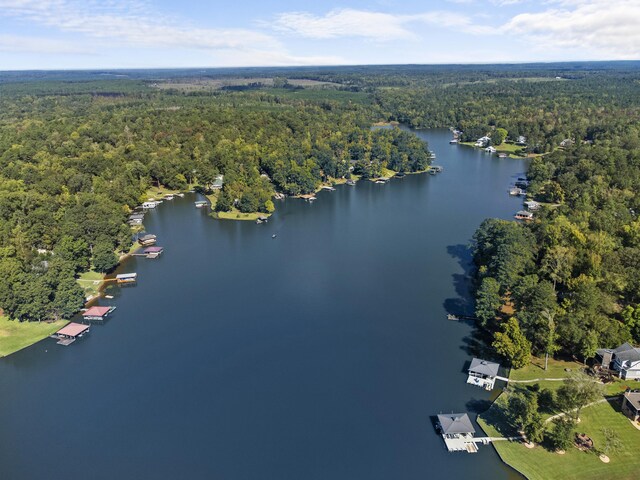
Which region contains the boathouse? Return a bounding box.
[467,358,500,390]
[138,234,157,246]
[82,305,116,321]
[143,246,163,258]
[515,210,533,220]
[116,273,137,284]
[194,200,208,208]
[436,413,478,453]
[142,201,158,209]
[54,322,90,345]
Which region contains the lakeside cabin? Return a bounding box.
[436,413,478,453]
[116,273,138,285]
[143,246,163,258]
[128,213,144,226]
[82,305,116,321]
[515,210,534,221]
[211,174,224,190]
[622,390,640,422]
[52,322,90,346]
[467,358,501,390]
[524,200,541,211]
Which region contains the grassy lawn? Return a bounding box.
[510,356,584,381]
[144,185,191,200]
[215,210,271,221]
[0,315,68,357]
[479,398,640,480]
[77,270,104,299]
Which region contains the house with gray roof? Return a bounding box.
[622,390,640,422]
[467,358,501,390]
[436,413,478,453]
[596,343,640,379]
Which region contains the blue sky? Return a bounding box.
[0,0,637,70]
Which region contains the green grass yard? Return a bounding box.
[77,270,104,299]
[0,315,68,357]
[479,398,640,480]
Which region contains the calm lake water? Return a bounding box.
[0,128,528,480]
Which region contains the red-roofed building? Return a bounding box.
[82,305,116,320]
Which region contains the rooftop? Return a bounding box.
[437,413,476,435]
[83,306,112,317]
[624,391,640,412]
[144,246,163,253]
[57,322,90,337]
[469,358,500,377]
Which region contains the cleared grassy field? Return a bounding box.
[479,398,640,480]
[77,270,104,299]
[0,316,68,357]
[510,356,583,381]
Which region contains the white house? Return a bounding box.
[524,200,541,211]
[475,136,490,147]
[597,343,640,379]
[516,135,527,145]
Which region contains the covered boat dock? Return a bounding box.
[82,305,116,321]
[116,273,138,284]
[52,322,90,345]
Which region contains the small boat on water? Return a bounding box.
[176,193,185,197]
[321,186,336,191]
[272,234,277,238]
[164,194,174,200]
[307,196,317,202]
[450,139,458,144]
[509,187,525,196]
[395,172,406,178]
[346,179,356,186]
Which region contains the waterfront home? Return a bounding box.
[516,136,527,145]
[82,305,116,321]
[436,413,478,453]
[475,136,490,147]
[211,174,224,190]
[485,146,496,153]
[622,390,640,422]
[467,358,500,390]
[524,200,541,211]
[596,343,640,379]
[515,210,534,220]
[143,246,164,258]
[128,213,144,226]
[116,273,138,284]
[53,322,90,346]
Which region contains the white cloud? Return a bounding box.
[272,8,495,40]
[503,0,640,58]
[0,34,92,54]
[0,0,342,66]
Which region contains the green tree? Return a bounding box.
[492,128,508,146]
[51,277,85,319]
[547,418,575,452]
[493,317,532,369]
[92,240,119,273]
[555,372,603,421]
[475,277,502,327]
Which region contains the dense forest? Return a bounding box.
[2,61,640,355]
[0,73,429,322]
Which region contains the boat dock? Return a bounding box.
[51,322,90,345]
[447,313,478,321]
[116,273,138,284]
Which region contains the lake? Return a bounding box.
[0,128,527,480]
